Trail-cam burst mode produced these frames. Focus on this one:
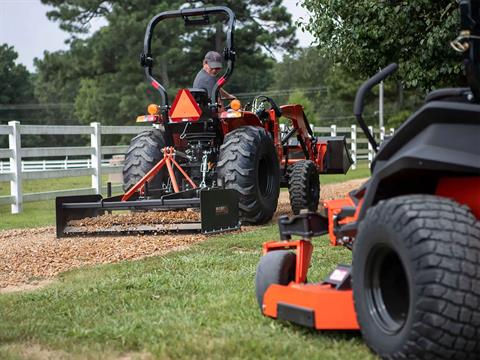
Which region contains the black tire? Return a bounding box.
[352,195,480,359]
[255,250,296,310]
[217,126,280,224]
[288,160,320,215]
[122,127,167,192]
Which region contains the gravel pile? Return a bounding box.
[0,178,366,290]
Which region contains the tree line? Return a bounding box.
[1,0,466,148]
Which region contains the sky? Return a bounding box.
[0,0,315,72]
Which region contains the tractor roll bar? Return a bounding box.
[141,6,236,111]
[353,63,398,152]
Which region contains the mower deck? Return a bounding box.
[263,283,359,330]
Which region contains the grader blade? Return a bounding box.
[55,189,239,238]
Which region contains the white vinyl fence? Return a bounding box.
[0,121,394,214]
[0,121,147,214]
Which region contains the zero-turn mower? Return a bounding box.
[255,1,480,358]
[55,6,351,238]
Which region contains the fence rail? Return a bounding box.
[0,121,393,214]
[0,121,147,213]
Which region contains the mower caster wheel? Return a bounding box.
[288,160,320,215]
[353,195,480,359]
[255,250,296,311]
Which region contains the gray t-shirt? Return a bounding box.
[193,69,217,98]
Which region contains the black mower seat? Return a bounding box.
[425,87,472,103]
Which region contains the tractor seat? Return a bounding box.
[188,88,210,107]
[425,87,473,103]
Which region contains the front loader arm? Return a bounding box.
[280,104,316,161]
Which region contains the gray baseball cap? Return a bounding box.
[204,51,223,69]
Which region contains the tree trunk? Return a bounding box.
[396,80,404,109]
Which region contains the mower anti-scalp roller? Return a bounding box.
[55,188,239,238]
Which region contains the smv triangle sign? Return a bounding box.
[169,89,202,121]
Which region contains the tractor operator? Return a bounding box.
[193,51,236,101]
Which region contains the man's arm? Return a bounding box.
[219,88,236,100]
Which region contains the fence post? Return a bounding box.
[330,124,337,137]
[367,125,374,167]
[380,126,385,141]
[91,122,102,194]
[350,124,357,170]
[8,121,22,213]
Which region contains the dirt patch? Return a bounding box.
[0,179,366,290]
[0,343,152,360]
[0,279,55,294]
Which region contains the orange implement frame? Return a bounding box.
[322,197,358,245]
[261,238,359,330]
[263,240,313,283]
[122,147,197,201]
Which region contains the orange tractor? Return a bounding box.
[255,1,480,358]
[55,6,351,237]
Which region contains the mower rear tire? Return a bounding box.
[218,126,280,224]
[122,127,167,192]
[255,250,296,310]
[288,160,320,215]
[353,195,480,359]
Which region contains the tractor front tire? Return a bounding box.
[288,160,320,215]
[353,195,480,359]
[122,127,167,192]
[218,126,280,224]
[255,250,296,310]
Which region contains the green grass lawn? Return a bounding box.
[0,162,370,231]
[0,226,375,359]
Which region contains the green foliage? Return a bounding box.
[0,44,39,147]
[0,44,36,134]
[287,90,317,124]
[301,0,464,90]
[36,0,298,125]
[271,47,331,91]
[0,44,34,106]
[270,48,409,126]
[271,45,430,128]
[386,110,412,129]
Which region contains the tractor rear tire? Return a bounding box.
[352,195,480,359]
[122,127,167,192]
[217,126,280,224]
[288,160,320,215]
[255,250,296,310]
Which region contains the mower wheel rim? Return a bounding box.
[365,244,409,335]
